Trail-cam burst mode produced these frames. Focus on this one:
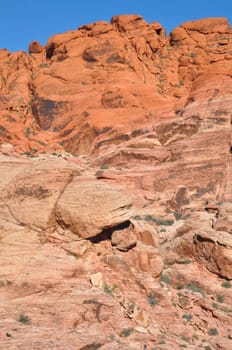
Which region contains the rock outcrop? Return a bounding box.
[56,179,134,239]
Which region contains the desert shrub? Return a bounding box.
[25,127,30,137]
[182,313,192,321]
[186,283,204,296]
[160,273,171,285]
[39,63,50,68]
[23,151,32,157]
[103,283,117,294]
[216,295,224,303]
[221,280,231,288]
[17,313,31,325]
[189,52,197,58]
[133,215,142,221]
[148,294,157,306]
[38,140,46,146]
[100,164,109,169]
[143,215,174,226]
[208,328,218,336]
[177,284,184,290]
[79,343,103,350]
[144,215,155,222]
[177,259,192,265]
[154,218,174,226]
[119,328,134,337]
[176,80,184,88]
[181,334,190,342]
[173,211,182,220]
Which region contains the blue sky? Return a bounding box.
[1,0,232,52]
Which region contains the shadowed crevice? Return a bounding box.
[89,220,131,244]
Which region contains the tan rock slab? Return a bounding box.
[193,230,232,279]
[56,179,134,239]
[90,272,103,288]
[111,226,137,251]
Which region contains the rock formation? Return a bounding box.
[0,15,232,349]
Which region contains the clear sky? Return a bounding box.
[1,0,232,52]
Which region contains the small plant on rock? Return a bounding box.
[119,327,134,337]
[103,283,117,294]
[182,313,192,321]
[25,127,31,138]
[17,313,31,325]
[216,294,224,303]
[186,283,204,296]
[100,164,109,170]
[189,52,197,58]
[160,273,172,286]
[154,217,174,226]
[173,211,182,220]
[222,280,231,288]
[148,294,157,306]
[208,328,218,336]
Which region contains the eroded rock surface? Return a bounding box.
[56,179,134,239]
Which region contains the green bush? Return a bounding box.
[143,215,174,226]
[177,259,192,265]
[221,280,231,288]
[175,80,184,88]
[103,283,117,294]
[25,127,31,138]
[148,294,157,306]
[39,63,50,68]
[144,215,155,222]
[100,164,109,169]
[208,328,218,336]
[133,215,142,221]
[154,218,174,226]
[23,151,33,157]
[186,283,204,296]
[173,211,182,220]
[216,294,224,303]
[17,313,31,325]
[177,284,184,290]
[119,328,134,337]
[181,334,190,342]
[189,52,197,58]
[182,313,192,321]
[160,273,171,285]
[38,140,46,146]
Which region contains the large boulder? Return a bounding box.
[1,160,76,231]
[56,179,134,239]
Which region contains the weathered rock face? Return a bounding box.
[1,161,75,231]
[111,225,137,251]
[0,15,232,350]
[162,208,232,280]
[56,179,134,239]
[193,230,232,279]
[0,16,231,157]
